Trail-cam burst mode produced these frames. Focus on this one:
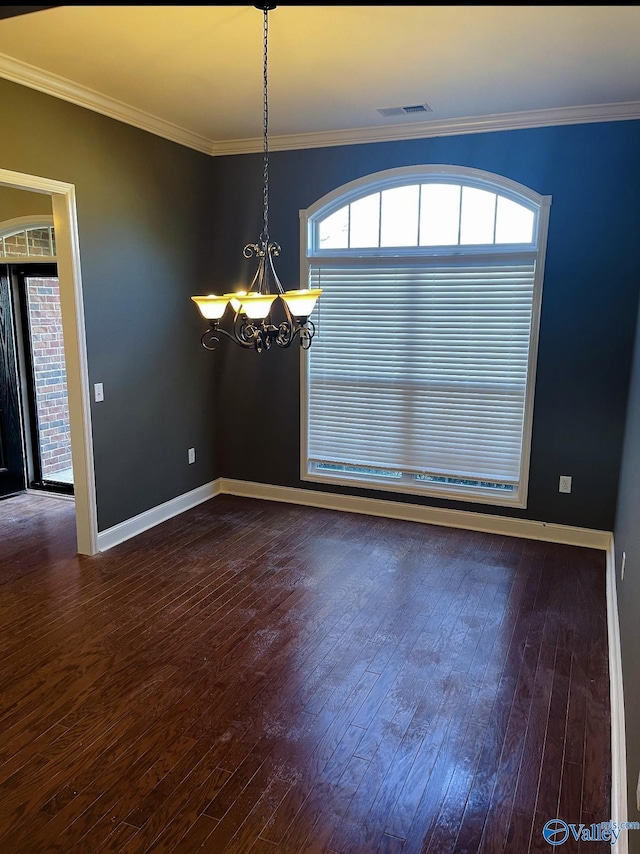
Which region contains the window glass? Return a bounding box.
[319,206,349,249]
[317,186,534,250]
[459,187,496,245]
[380,185,420,247]
[27,228,53,257]
[495,195,535,243]
[419,183,461,246]
[3,231,28,256]
[349,193,380,248]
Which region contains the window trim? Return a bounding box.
[299,165,551,509]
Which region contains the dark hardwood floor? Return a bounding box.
[0,492,610,853]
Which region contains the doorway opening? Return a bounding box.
[1,220,72,498]
[0,169,96,555]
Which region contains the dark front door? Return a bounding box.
[0,265,25,497]
[15,264,72,495]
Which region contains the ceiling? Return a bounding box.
[1,5,640,156]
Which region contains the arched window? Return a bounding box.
[300,165,551,507]
[0,216,56,260]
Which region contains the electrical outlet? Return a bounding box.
[621,551,626,581]
[94,382,104,402]
[559,475,572,494]
[188,448,196,464]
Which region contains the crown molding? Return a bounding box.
[0,52,212,154]
[212,101,640,155]
[2,51,640,158]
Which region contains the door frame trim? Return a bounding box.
[0,168,97,555]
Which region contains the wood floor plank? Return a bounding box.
[167,814,219,853]
[0,493,610,853]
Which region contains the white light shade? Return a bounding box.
[237,292,278,319]
[223,291,247,313]
[281,288,323,318]
[191,295,230,320]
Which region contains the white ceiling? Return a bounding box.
[1,5,640,155]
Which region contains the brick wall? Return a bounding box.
[27,277,72,478]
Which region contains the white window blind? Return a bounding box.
[308,261,536,485]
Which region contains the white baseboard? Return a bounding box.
[97,479,221,552]
[219,478,612,550]
[606,539,629,854]
[96,476,613,553]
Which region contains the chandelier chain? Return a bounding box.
[261,7,269,245]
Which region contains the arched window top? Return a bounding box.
[306,165,549,255]
[0,216,56,260]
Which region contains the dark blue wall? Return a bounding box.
[0,77,218,531]
[210,121,640,532]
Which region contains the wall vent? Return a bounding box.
[377,103,433,118]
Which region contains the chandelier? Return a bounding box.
[191,5,322,353]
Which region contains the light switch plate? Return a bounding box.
[94,382,104,402]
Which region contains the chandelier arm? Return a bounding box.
[275,319,314,349]
[299,321,315,350]
[267,243,285,294]
[251,255,266,293]
[235,314,260,344]
[275,321,294,348]
[243,243,261,258]
[206,322,254,349]
[281,295,295,328]
[201,329,220,351]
